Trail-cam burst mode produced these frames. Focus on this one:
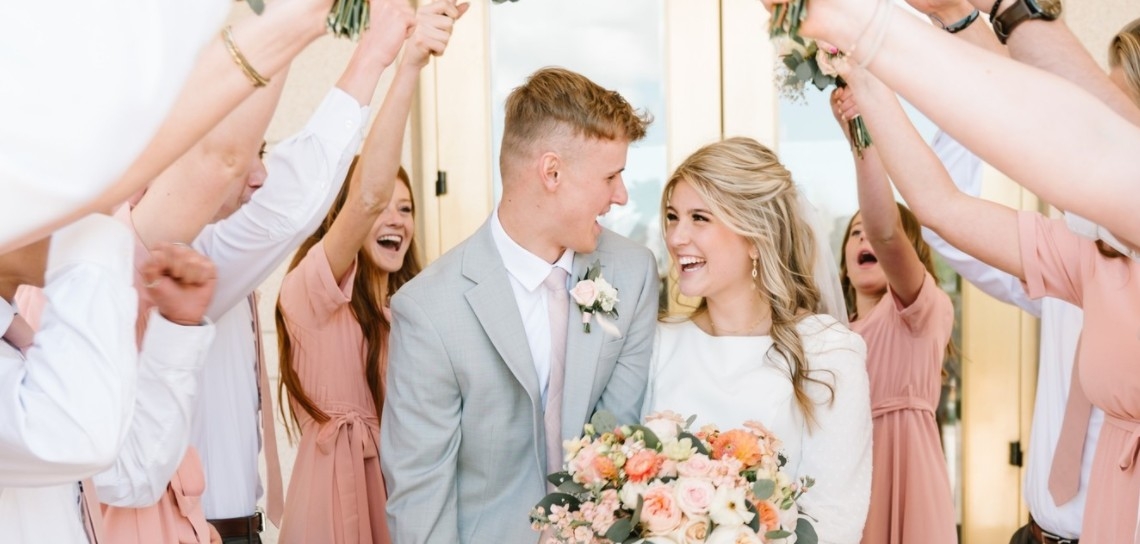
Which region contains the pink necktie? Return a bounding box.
[3,314,34,352]
[249,293,284,526]
[543,268,569,481]
[1048,338,1091,505]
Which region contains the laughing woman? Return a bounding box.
[273,3,464,542]
[830,89,957,544]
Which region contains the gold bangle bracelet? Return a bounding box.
[221,25,270,88]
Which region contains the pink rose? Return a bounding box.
[570,279,599,306]
[640,483,684,535]
[677,453,714,479]
[816,48,839,78]
[673,477,716,516]
[570,445,612,486]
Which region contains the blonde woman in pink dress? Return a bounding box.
[830,89,957,544]
[837,58,1140,544]
[274,3,464,543]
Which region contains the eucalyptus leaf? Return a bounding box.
[628,425,661,451]
[604,518,633,542]
[745,501,761,533]
[765,529,794,539]
[534,492,581,514]
[547,471,572,488]
[677,432,708,456]
[684,414,697,429]
[244,0,265,15]
[812,71,833,92]
[795,517,819,544]
[782,55,801,71]
[794,61,814,83]
[631,494,644,526]
[557,479,588,495]
[591,410,619,435]
[752,479,776,500]
[586,259,603,280]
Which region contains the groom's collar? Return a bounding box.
[490,208,574,292]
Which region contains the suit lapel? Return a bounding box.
[462,224,542,407]
[561,250,607,439]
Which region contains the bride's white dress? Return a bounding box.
[643,315,873,544]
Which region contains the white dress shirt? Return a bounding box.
[924,131,1101,538]
[93,311,216,507]
[0,2,228,250]
[0,215,139,543]
[189,88,368,519]
[490,209,575,405]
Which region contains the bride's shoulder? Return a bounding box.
[795,314,867,363]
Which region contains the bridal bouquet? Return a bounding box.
[774,35,872,157]
[245,0,369,39]
[530,411,818,544]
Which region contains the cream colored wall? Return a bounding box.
[1067,0,1140,69]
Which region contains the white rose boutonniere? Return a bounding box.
[569,260,621,337]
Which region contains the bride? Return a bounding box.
[642,137,872,543]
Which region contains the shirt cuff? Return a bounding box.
[0,302,14,334]
[304,87,370,154]
[141,309,216,370]
[46,214,133,284]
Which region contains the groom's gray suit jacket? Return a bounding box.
[380,219,659,543]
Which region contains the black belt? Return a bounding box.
[1029,517,1078,544]
[208,512,263,539]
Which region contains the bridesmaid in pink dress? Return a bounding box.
[838,55,1140,544]
[831,88,958,544]
[274,5,464,542]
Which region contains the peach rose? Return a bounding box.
[640,484,684,535]
[755,500,780,532]
[625,450,663,483]
[672,517,711,544]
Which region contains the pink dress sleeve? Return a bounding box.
[1017,211,1091,307]
[278,241,358,330]
[888,273,954,336]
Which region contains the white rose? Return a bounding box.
[706,525,763,544]
[645,416,681,443]
[620,482,649,510]
[815,48,839,77]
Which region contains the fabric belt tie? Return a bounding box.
[1102,414,1140,544]
[871,396,934,419]
[315,410,379,544]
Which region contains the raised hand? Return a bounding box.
[830,87,861,127]
[141,243,217,327]
[403,0,471,69]
[363,0,417,67]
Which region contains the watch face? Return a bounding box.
[1034,0,1063,18]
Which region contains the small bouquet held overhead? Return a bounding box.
[769,4,872,157]
[530,410,818,544]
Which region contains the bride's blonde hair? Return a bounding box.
[662,137,834,428]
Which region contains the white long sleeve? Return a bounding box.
[0,214,138,485]
[0,2,227,250]
[197,88,368,320]
[920,130,1042,317]
[93,311,216,507]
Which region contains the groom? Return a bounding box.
[381,67,659,543]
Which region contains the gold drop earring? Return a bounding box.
[751,257,759,289]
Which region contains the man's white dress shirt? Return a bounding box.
[0,215,138,542]
[189,88,368,519]
[0,2,228,250]
[490,209,574,405]
[924,131,1101,538]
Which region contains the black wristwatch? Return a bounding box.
[992,0,1062,44]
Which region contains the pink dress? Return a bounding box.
[277,242,390,544]
[1018,212,1140,543]
[851,273,957,544]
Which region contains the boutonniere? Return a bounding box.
[569,260,621,337]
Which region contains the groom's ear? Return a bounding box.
[539,151,561,193]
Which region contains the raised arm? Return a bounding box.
[760,0,1140,249]
[94,244,218,506]
[1,0,334,254]
[921,131,1043,316]
[322,0,464,282]
[0,216,138,485]
[841,68,1025,281]
[831,87,927,307]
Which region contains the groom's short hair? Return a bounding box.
[500,67,651,173]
